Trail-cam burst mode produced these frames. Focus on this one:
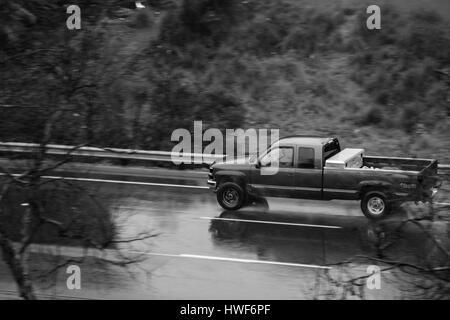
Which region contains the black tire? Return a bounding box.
[361,191,390,220]
[217,182,246,210]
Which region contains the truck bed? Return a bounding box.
[362,156,437,174]
[323,155,439,202]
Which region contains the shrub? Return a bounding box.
[0,183,115,247]
[129,9,154,29]
[159,0,239,46]
[398,103,421,133]
[359,106,384,125]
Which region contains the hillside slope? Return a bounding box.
[1,0,449,160]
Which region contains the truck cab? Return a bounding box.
[249,136,340,200]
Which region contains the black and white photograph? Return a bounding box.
[0,0,449,306]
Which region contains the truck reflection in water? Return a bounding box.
[207,208,443,268]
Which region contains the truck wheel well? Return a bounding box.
[217,176,246,189]
[359,186,390,198]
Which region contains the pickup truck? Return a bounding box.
[207,136,441,219]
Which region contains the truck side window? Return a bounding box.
[298,147,315,169]
[260,147,294,168]
[278,147,294,167]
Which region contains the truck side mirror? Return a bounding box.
[255,159,261,169]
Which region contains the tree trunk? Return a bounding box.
[0,228,36,300]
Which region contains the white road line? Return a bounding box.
[0,173,208,189]
[44,175,209,189]
[434,202,450,206]
[129,251,330,269]
[200,216,342,229]
[23,244,331,269]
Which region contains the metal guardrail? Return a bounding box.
[0,142,450,170]
[0,142,223,165]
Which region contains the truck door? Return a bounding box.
[251,146,296,198]
[294,147,323,199]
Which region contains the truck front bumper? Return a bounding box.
[207,179,216,190]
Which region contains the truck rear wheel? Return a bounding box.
[361,191,390,220]
[217,182,246,210]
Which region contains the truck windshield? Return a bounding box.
[323,139,341,165]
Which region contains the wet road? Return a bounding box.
[0,164,449,299]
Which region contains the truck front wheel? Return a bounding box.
[217,182,246,210]
[361,191,390,220]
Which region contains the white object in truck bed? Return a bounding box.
[325,148,364,169]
